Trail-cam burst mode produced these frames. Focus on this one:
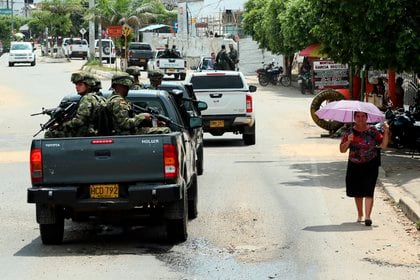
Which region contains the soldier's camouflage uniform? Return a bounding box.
[126,66,144,90]
[45,92,101,138]
[45,72,101,138]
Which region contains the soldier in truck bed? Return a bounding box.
[107,73,170,134]
[45,72,103,138]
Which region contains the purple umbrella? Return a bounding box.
[315,100,385,123]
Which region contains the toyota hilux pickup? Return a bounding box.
[185,71,257,145]
[28,90,204,244]
[147,48,187,80]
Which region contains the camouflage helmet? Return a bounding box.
[71,72,97,87]
[126,66,142,77]
[148,70,164,80]
[111,73,134,87]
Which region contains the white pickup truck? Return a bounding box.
[185,71,257,145]
[63,38,89,59]
[147,48,187,80]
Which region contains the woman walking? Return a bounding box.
[340,112,390,226]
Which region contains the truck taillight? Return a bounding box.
[163,144,178,179]
[184,61,187,67]
[246,94,253,113]
[30,148,43,183]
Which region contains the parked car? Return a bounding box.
[127,42,154,69]
[8,41,36,67]
[94,39,116,63]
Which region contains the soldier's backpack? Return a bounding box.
[91,95,113,136]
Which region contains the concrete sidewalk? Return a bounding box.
[379,148,420,226]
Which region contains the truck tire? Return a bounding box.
[310,88,346,132]
[9,62,14,67]
[39,207,64,245]
[103,46,110,55]
[174,74,180,80]
[243,124,256,145]
[166,187,188,243]
[196,144,204,175]
[180,73,186,80]
[188,175,198,219]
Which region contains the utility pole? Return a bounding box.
[11,0,14,38]
[88,0,95,59]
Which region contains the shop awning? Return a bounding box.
[299,43,323,58]
[139,24,171,32]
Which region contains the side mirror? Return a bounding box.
[189,116,203,128]
[196,101,208,111]
[249,85,257,92]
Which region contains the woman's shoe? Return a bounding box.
[365,219,372,226]
[357,217,364,223]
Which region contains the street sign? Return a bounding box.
[122,24,132,37]
[0,8,12,15]
[80,28,86,35]
[107,26,122,38]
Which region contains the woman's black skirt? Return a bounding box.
[345,157,380,197]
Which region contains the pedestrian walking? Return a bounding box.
[340,111,390,226]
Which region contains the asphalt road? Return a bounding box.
[0,54,418,279]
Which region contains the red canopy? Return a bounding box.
[299,43,323,57]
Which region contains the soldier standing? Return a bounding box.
[216,45,233,70]
[45,72,103,138]
[125,66,144,90]
[228,43,239,71]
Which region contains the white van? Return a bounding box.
[94,39,116,63]
[8,41,36,67]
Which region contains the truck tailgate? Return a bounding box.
[33,135,174,184]
[159,58,184,69]
[194,89,247,115]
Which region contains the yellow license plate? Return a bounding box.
[210,120,224,128]
[90,184,119,198]
[167,68,175,73]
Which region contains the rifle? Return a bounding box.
[30,107,58,117]
[132,104,185,130]
[32,102,78,137]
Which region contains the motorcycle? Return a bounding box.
[385,107,419,149]
[256,61,291,87]
[298,71,314,94]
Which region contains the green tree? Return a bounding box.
[0,15,28,49]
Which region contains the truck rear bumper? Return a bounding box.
[27,184,182,209]
[202,115,255,133]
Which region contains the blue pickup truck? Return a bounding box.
[28,89,206,244]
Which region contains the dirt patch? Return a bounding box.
[279,142,347,160]
[0,85,26,107]
[0,150,28,163]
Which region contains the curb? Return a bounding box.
[380,167,420,225]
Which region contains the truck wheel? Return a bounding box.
[196,144,204,175]
[310,88,346,132]
[180,73,186,80]
[9,62,14,67]
[39,208,64,245]
[188,175,198,219]
[31,60,36,66]
[166,187,188,243]
[243,133,256,145]
[243,124,256,145]
[174,74,180,80]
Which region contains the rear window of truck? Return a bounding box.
[129,44,152,50]
[190,75,244,89]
